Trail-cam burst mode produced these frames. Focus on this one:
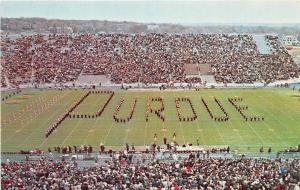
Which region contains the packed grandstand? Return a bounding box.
[1,33,299,88]
[1,154,300,189]
[2,26,300,190]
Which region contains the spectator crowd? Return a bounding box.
[1,154,300,189]
[1,34,299,87]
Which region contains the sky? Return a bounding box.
[1,0,300,24]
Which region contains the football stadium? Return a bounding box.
[1,1,300,189]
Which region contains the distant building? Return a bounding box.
[147,24,159,31]
[49,26,73,34]
[282,35,298,46]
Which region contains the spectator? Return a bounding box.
[1,34,298,87]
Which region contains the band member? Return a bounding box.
[154,133,157,142]
[163,137,167,145]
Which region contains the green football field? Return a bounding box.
[1,88,300,152]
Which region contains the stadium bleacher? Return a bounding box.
[1,34,299,88]
[1,152,300,189]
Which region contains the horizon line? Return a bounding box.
[2,17,300,27]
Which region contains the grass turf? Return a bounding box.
[1,88,300,152]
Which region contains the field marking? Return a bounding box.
[4,91,69,145]
[193,97,206,145]
[239,119,266,145]
[194,121,206,145]
[89,129,95,133]
[171,90,186,144]
[194,92,239,145]
[102,120,115,146]
[221,92,252,146]
[248,91,293,147]
[160,91,166,144]
[3,93,50,128]
[2,94,48,134]
[270,89,300,117]
[220,91,267,146]
[252,113,289,148]
[266,96,296,121]
[263,92,299,122]
[38,91,82,148]
[81,93,111,145]
[102,91,128,146]
[59,119,84,147]
[144,119,147,146]
[18,94,68,146]
[122,94,139,145]
[229,121,246,146]
[225,91,273,146]
[246,92,289,146]
[58,92,110,147]
[144,96,149,146]
[200,97,226,145]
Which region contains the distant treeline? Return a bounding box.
[1,17,300,35]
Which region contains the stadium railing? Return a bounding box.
[2,151,299,162]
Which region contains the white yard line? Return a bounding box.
[119,94,139,146]
[58,93,94,146]
[144,99,148,146]
[208,109,226,144]
[221,102,245,146]
[228,97,266,146]
[17,95,66,146]
[220,93,250,146]
[270,89,300,117]
[58,93,100,147]
[38,91,82,148]
[4,92,68,145]
[248,91,290,146]
[155,90,167,145]
[123,98,137,145]
[144,125,147,146]
[82,93,111,144]
[240,118,266,145]
[189,93,206,145]
[202,97,227,145]
[263,91,298,121]
[171,90,186,144]
[102,91,129,146]
[59,119,84,147]
[39,136,51,148]
[223,93,266,146]
[102,121,116,146]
